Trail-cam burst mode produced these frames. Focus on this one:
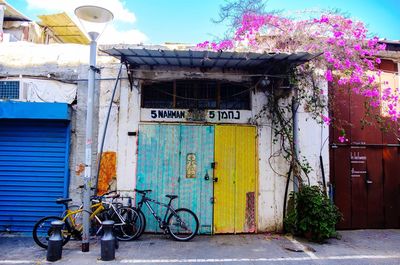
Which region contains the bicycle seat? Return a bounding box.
[56,198,72,204]
[165,195,178,200]
[135,189,152,194]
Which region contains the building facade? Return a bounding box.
[0,43,328,233]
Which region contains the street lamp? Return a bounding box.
[75,5,113,252]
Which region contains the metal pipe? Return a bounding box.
[282,164,292,231]
[0,4,5,42]
[95,63,123,194]
[398,62,400,99]
[292,86,300,192]
[320,155,326,193]
[82,39,97,252]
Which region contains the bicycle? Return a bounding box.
[32,191,142,249]
[134,189,199,241]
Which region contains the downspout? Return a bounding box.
[398,62,400,97]
[0,4,5,42]
[291,85,300,192]
[95,63,124,194]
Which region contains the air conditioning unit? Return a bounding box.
[0,80,34,101]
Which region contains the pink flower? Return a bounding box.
[378,43,386,50]
[338,136,348,143]
[319,15,329,23]
[375,58,381,64]
[196,41,209,49]
[321,114,331,125]
[334,31,344,38]
[325,69,333,82]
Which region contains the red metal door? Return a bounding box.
[330,61,400,229]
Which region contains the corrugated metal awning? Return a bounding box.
[101,45,319,73]
[0,0,31,22]
[38,12,89,45]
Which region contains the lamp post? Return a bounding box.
[75,5,113,252]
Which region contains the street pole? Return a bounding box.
[82,39,97,252]
[74,4,113,253]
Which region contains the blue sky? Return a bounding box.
[6,0,400,44]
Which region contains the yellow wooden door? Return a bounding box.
[214,125,257,233]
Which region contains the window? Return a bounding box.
[141,80,251,110]
[220,83,250,110]
[142,82,173,108]
[176,81,217,109]
[0,81,20,99]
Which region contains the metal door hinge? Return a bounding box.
[211,162,217,169]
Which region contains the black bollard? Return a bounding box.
[46,220,64,262]
[101,220,116,261]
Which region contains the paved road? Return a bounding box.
[0,230,399,264]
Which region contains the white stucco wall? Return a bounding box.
[97,66,330,232]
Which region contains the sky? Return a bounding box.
[5,0,400,45]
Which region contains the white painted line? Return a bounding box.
[0,261,36,264]
[120,255,400,263]
[285,235,318,259]
[121,257,313,263]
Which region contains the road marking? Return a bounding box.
[0,261,36,264]
[120,255,400,263]
[285,235,318,259]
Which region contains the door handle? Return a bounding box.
[204,172,210,181]
[366,180,373,184]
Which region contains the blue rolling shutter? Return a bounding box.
[0,119,70,232]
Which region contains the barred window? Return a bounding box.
[0,81,20,99]
[141,80,250,110]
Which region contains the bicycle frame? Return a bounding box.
[137,195,178,229]
[62,202,104,234]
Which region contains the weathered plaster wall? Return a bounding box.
[96,65,140,197]
[0,43,116,204]
[0,43,329,231]
[96,64,330,232]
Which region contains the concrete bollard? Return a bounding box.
[101,220,116,261]
[46,220,64,262]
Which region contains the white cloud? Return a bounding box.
[26,0,149,44]
[99,25,148,44]
[27,0,136,23]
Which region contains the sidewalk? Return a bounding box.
[0,230,399,264]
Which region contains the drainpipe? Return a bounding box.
[398,62,400,95]
[0,4,5,42]
[95,63,123,194]
[291,85,300,192]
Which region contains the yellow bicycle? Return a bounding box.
[33,191,142,249]
[32,197,105,249]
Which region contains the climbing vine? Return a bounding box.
[198,9,398,184]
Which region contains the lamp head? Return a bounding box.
[74,5,114,41]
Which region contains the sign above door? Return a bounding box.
[141,108,252,124]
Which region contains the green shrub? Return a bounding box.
[284,185,342,242]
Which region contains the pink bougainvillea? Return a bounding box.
[198,12,399,142]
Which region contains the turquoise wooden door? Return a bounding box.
[136,124,214,234]
[179,125,214,234]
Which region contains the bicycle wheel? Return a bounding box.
[136,208,146,239]
[167,208,199,241]
[32,216,71,249]
[114,207,143,241]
